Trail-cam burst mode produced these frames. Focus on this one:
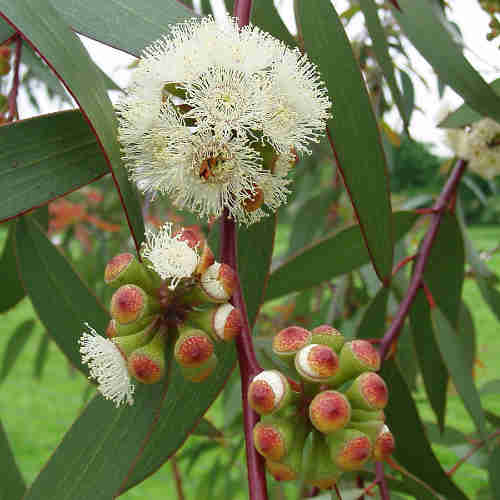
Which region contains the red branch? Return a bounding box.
[391,254,416,277]
[378,159,467,360]
[7,34,22,121]
[375,461,389,500]
[220,214,267,500]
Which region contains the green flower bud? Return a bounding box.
[328,340,380,387]
[350,409,385,422]
[110,284,161,325]
[344,372,388,411]
[174,328,214,368]
[128,328,167,384]
[347,420,384,444]
[253,416,295,462]
[180,354,217,382]
[248,370,292,415]
[327,428,372,471]
[294,344,339,384]
[112,320,158,356]
[272,326,312,363]
[373,424,395,461]
[186,303,242,342]
[308,390,351,434]
[114,314,160,337]
[104,253,158,293]
[311,325,345,353]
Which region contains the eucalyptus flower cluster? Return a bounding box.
[79,223,242,407]
[247,326,395,488]
[117,17,331,224]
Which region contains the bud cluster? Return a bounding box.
[248,325,395,488]
[80,223,243,406]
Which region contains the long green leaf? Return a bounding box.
[381,360,468,500]
[15,217,109,374]
[431,307,487,439]
[489,445,500,500]
[393,0,500,123]
[356,286,389,340]
[0,223,25,312]
[0,0,145,250]
[251,0,295,47]
[298,0,394,281]
[0,111,108,222]
[359,0,409,128]
[0,420,25,500]
[439,78,500,128]
[0,319,35,382]
[265,211,417,302]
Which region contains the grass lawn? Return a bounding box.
[0,225,498,499]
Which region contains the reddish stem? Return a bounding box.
[7,34,21,121]
[171,456,185,500]
[422,281,436,309]
[220,214,267,500]
[391,254,416,277]
[356,475,365,500]
[233,0,253,27]
[375,461,390,500]
[379,160,467,359]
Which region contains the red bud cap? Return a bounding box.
[110,285,159,324]
[200,263,236,302]
[175,330,214,367]
[373,424,395,461]
[272,326,312,360]
[253,417,293,461]
[311,325,345,353]
[309,390,351,434]
[105,253,156,293]
[213,303,242,341]
[345,372,388,411]
[248,370,290,415]
[105,253,134,283]
[128,330,167,384]
[295,344,339,383]
[266,460,297,481]
[327,429,372,471]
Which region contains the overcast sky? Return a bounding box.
[18,0,500,156]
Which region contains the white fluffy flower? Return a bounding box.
[79,324,135,407]
[117,16,331,224]
[460,118,500,179]
[142,222,199,289]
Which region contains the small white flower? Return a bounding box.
[79,324,135,407]
[142,222,199,289]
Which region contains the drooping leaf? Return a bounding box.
[355,286,389,340]
[0,0,145,250]
[476,279,500,323]
[192,418,223,439]
[298,0,394,281]
[409,289,448,431]
[265,211,417,302]
[393,0,500,123]
[439,78,500,128]
[359,0,409,128]
[0,111,108,223]
[0,319,35,382]
[33,333,50,379]
[424,422,467,446]
[457,301,476,375]
[396,325,419,391]
[0,419,25,500]
[0,223,25,312]
[431,307,487,439]
[251,0,295,47]
[400,69,415,126]
[15,216,109,374]
[381,360,468,500]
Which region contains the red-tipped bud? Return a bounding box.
[309,390,351,434]
[272,326,312,362]
[348,420,384,443]
[295,344,339,383]
[266,459,298,482]
[243,186,264,212]
[327,429,372,471]
[248,370,291,415]
[373,424,395,461]
[112,321,157,357]
[187,304,242,342]
[200,263,236,302]
[253,416,294,461]
[175,329,214,368]
[114,314,159,337]
[106,319,118,339]
[329,340,381,386]
[180,354,217,382]
[311,325,345,353]
[104,253,156,293]
[128,330,167,384]
[110,285,160,325]
[350,409,385,422]
[344,372,388,411]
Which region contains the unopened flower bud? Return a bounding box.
[327,428,372,471]
[253,416,295,461]
[373,424,395,461]
[350,408,385,422]
[328,340,380,387]
[295,344,339,384]
[186,303,242,342]
[248,370,291,415]
[180,354,217,382]
[128,329,167,384]
[112,321,158,357]
[114,314,159,337]
[110,285,160,325]
[272,326,312,363]
[347,420,384,444]
[309,390,351,434]
[303,431,342,489]
[200,263,236,302]
[104,253,157,293]
[311,325,345,353]
[344,372,388,411]
[175,328,214,368]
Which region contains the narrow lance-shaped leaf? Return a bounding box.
[431,307,488,439]
[359,0,409,129]
[15,216,109,374]
[265,211,417,302]
[0,319,35,382]
[393,0,500,123]
[251,0,295,47]
[0,223,25,312]
[355,286,389,340]
[0,111,109,223]
[298,0,394,281]
[0,419,25,500]
[0,0,145,251]
[381,360,468,500]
